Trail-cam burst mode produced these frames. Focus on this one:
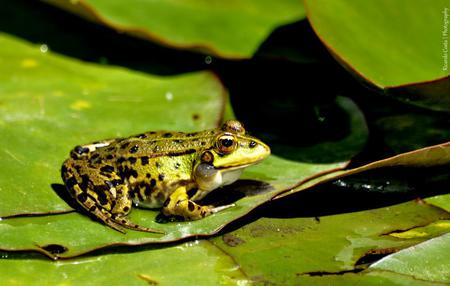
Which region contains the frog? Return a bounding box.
[61,120,270,233]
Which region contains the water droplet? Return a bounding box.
[165,91,173,101]
[40,44,49,53]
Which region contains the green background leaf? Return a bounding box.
[44,0,305,59]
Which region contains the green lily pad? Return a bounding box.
[0,240,248,285]
[305,0,450,110]
[210,200,450,285]
[369,232,450,283]
[44,0,305,59]
[276,141,450,199]
[425,194,450,212]
[0,33,226,218]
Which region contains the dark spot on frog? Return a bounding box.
[149,131,156,135]
[146,173,151,178]
[123,206,130,212]
[128,157,137,164]
[65,176,78,189]
[100,165,114,173]
[130,169,138,178]
[40,244,68,255]
[141,156,149,165]
[174,162,180,169]
[120,142,130,150]
[201,141,206,146]
[186,132,198,137]
[158,174,165,181]
[89,206,96,212]
[74,145,89,155]
[222,234,245,247]
[106,154,114,160]
[188,201,195,211]
[79,174,91,190]
[150,179,156,188]
[249,141,257,148]
[129,145,139,154]
[173,139,183,144]
[93,188,109,206]
[136,133,147,139]
[77,192,88,203]
[110,179,122,187]
[163,132,173,138]
[61,165,68,173]
[117,157,126,164]
[106,146,115,152]
[192,113,200,120]
[90,153,100,160]
[144,185,152,196]
[163,198,171,207]
[155,161,161,168]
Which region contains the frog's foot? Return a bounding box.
[162,187,235,220]
[87,203,164,234]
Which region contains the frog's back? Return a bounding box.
[98,129,218,158]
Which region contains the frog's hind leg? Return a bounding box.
[64,168,163,234]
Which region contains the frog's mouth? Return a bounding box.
[215,158,266,170]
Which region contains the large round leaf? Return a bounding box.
[305,0,450,110]
[44,0,305,59]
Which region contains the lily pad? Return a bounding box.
[210,200,450,285]
[0,240,248,285]
[305,0,450,110]
[44,0,305,59]
[425,194,450,212]
[0,33,226,218]
[369,232,450,283]
[276,141,450,199]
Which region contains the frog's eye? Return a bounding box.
[216,135,237,154]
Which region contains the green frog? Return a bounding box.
[61,120,270,233]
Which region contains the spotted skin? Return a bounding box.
[61,120,270,233]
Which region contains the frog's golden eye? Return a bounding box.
[216,135,237,154]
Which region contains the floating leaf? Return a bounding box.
[277,141,450,199]
[305,0,450,110]
[44,0,305,59]
[0,240,248,285]
[370,232,450,283]
[210,200,450,284]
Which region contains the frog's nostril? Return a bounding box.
[249,141,257,148]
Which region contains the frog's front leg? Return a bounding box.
[162,186,233,220]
